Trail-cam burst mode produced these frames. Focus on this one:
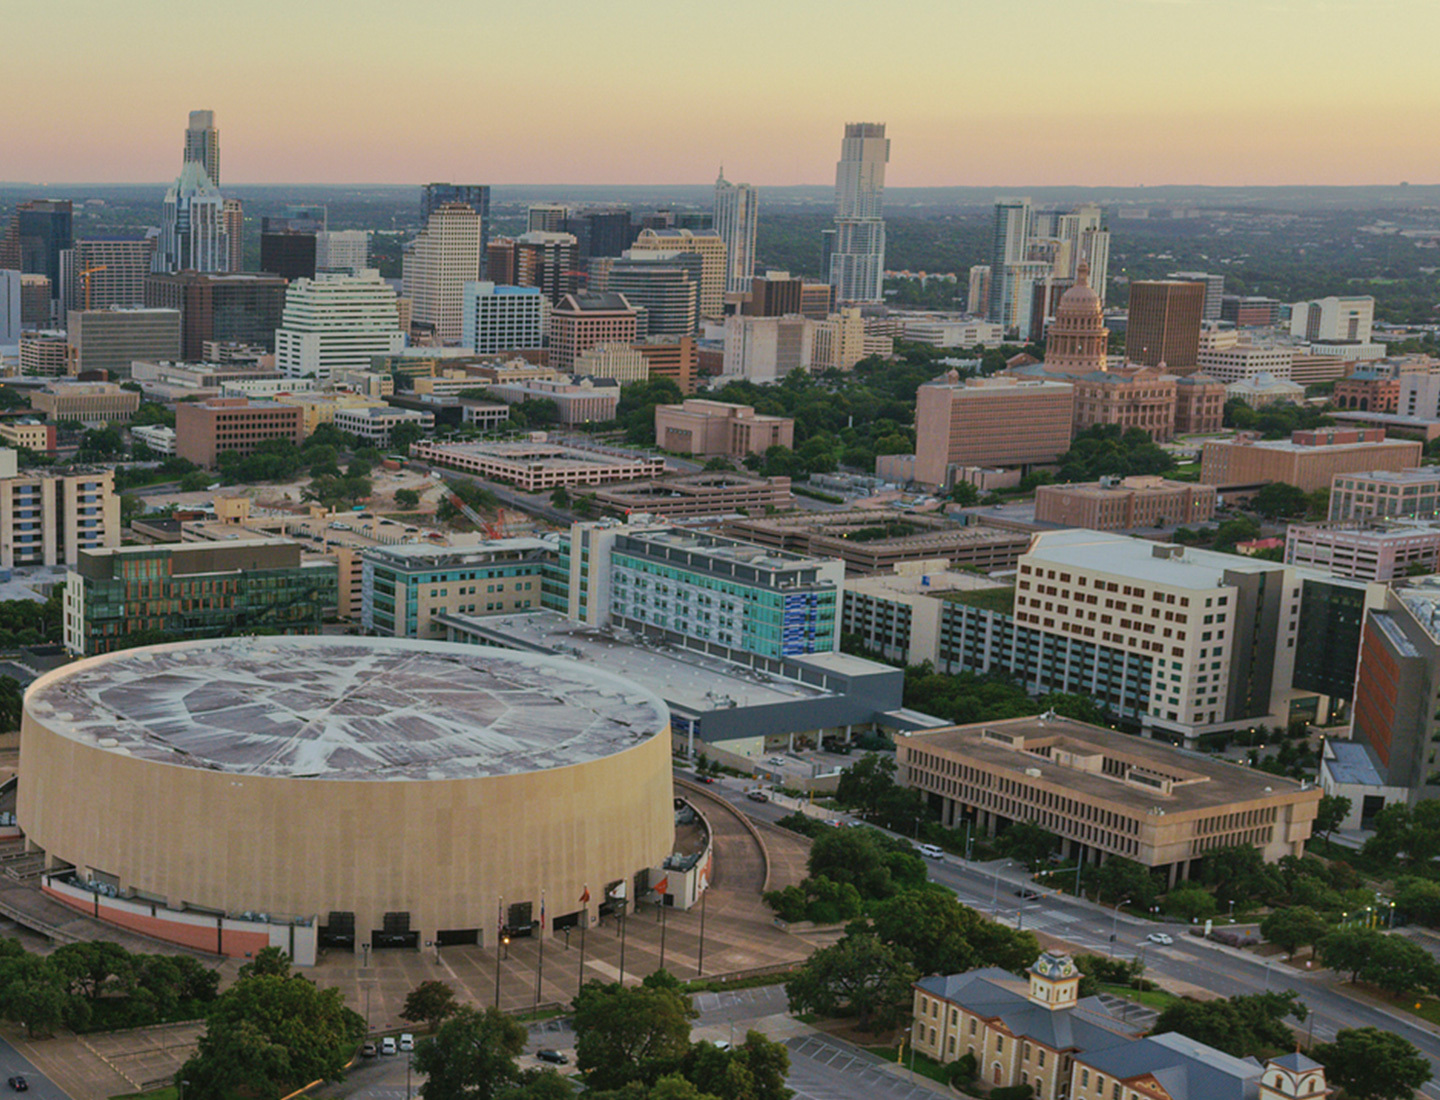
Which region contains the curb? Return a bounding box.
[675,778,773,893]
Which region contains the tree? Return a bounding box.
[1259,906,1329,955]
[1086,857,1160,907]
[996,821,1059,868]
[1251,481,1310,519]
[402,979,460,1033]
[1395,876,1440,927]
[549,486,571,509]
[572,973,697,1091]
[178,973,365,1100]
[1319,926,1382,983]
[414,1005,527,1100]
[237,946,292,980]
[1163,884,1217,923]
[861,890,980,975]
[683,1031,793,1100]
[395,488,421,510]
[390,421,427,453]
[784,934,917,1032]
[1314,794,1351,843]
[1151,991,1304,1058]
[1198,845,1283,907]
[806,828,925,902]
[1316,1027,1432,1100]
[949,481,980,507]
[50,941,135,1002]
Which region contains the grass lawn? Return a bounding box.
[861,1045,950,1085]
[1098,982,1184,1011]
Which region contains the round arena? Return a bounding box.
[17,636,674,963]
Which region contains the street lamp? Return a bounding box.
[1110,898,1131,958]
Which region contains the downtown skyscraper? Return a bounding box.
[714,172,758,296]
[184,110,221,184]
[156,111,238,273]
[826,123,889,305]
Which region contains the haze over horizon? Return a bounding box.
[4,0,1436,190]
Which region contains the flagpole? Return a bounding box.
[535,891,545,1011]
[494,894,503,1009]
[659,900,667,972]
[619,899,627,985]
[578,885,589,991]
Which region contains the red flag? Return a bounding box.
[579,885,591,905]
[653,876,669,896]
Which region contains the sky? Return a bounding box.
[4,0,1437,187]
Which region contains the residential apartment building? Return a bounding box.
[402,203,482,343]
[360,541,549,638]
[1200,428,1422,491]
[567,520,843,662]
[827,122,889,306]
[66,307,181,377]
[900,714,1320,872]
[175,397,305,467]
[548,293,640,373]
[1126,280,1205,370]
[654,399,794,458]
[1034,476,1217,530]
[143,271,288,360]
[461,282,544,356]
[1330,468,1440,521]
[30,382,141,424]
[714,174,758,295]
[0,451,120,568]
[274,270,406,381]
[63,540,335,656]
[914,373,1074,487]
[154,162,233,274]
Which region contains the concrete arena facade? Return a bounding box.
[18,636,673,959]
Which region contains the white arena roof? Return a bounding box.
[26,636,667,781]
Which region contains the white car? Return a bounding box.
[917,843,944,860]
[1146,932,1174,946]
[399,1033,414,1051]
[381,1036,397,1056]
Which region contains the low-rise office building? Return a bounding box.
[131,424,177,456]
[360,540,551,638]
[63,539,336,656]
[654,399,794,458]
[175,397,305,467]
[483,376,620,426]
[270,391,389,436]
[66,307,181,378]
[1334,368,1401,414]
[1033,476,1216,530]
[332,405,433,447]
[1200,428,1422,491]
[898,715,1321,876]
[0,420,56,454]
[915,373,1074,487]
[29,382,141,425]
[1329,467,1440,521]
[18,332,70,378]
[0,451,120,568]
[128,359,285,401]
[410,438,665,491]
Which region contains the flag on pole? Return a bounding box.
[653,876,669,896]
[540,892,546,930]
[580,885,590,905]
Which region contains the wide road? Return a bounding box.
[701,775,1440,1098]
[0,1035,70,1100]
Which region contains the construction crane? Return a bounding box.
[443,481,507,539]
[77,265,108,310]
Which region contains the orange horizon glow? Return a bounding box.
[3,0,1437,189]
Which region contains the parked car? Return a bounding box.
[8,1078,27,1092]
[1146,932,1174,946]
[536,1050,569,1065]
[746,789,769,803]
[361,1042,378,1059]
[381,1036,397,1056]
[696,775,716,784]
[399,1033,414,1051]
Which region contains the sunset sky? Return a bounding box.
[4,0,1435,187]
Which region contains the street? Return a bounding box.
[0,1035,67,1100]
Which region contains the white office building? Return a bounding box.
[154,162,232,274]
[714,174,759,296]
[316,231,369,274]
[1290,296,1375,344]
[274,270,406,381]
[0,270,20,346]
[402,203,483,343]
[1196,342,1296,383]
[461,282,544,355]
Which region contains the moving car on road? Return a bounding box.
[537,1050,569,1065]
[1146,932,1174,945]
[8,1078,27,1092]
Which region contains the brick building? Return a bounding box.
[175,397,305,467]
[1034,476,1216,530]
[547,293,639,373]
[653,399,794,458]
[914,372,1074,487]
[1200,428,1422,492]
[1172,374,1227,434]
[1334,368,1401,414]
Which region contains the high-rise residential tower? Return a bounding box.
[184,110,220,185]
[402,203,482,343]
[275,270,406,381]
[987,197,1031,326]
[714,173,758,296]
[827,123,889,304]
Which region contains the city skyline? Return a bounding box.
[2,0,1435,188]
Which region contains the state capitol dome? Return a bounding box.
[1042,261,1107,373]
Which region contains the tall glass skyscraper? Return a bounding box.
[826,123,889,305]
[184,110,220,185]
[714,173,758,296]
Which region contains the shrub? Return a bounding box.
[947,1052,977,1085]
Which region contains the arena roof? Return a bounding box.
[27,636,666,781]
